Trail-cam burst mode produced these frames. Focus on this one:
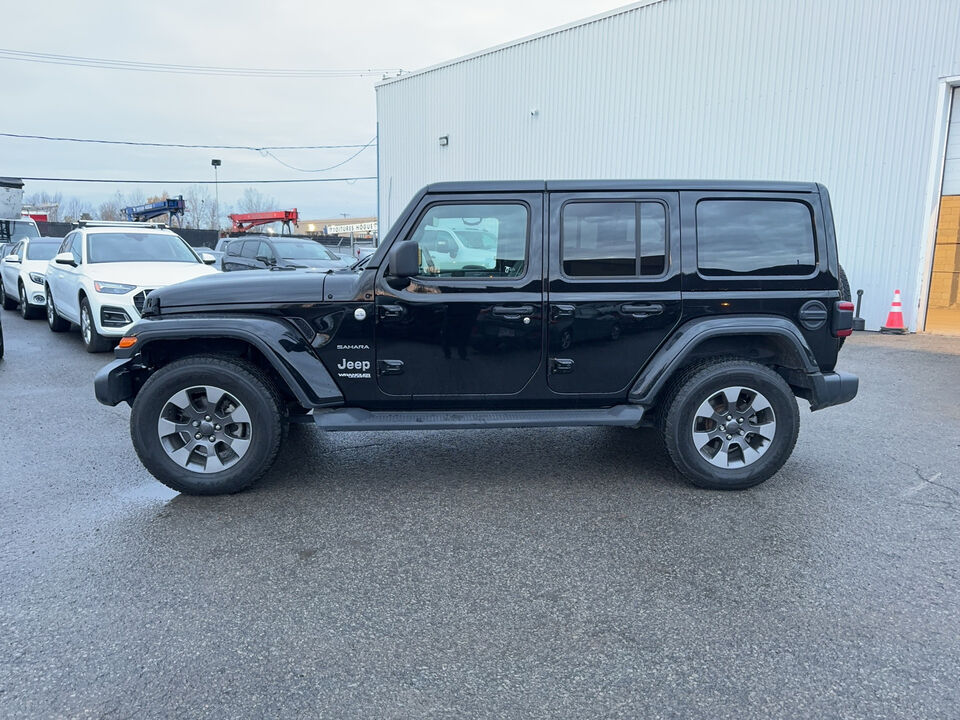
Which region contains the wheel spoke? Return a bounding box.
[166,390,193,412]
[203,386,227,413]
[204,451,227,473]
[692,431,713,451]
[229,405,251,425]
[167,444,195,468]
[722,387,741,412]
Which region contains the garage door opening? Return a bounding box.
[927,87,960,335]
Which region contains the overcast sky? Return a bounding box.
[2,0,626,223]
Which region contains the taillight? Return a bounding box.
[833,301,855,337]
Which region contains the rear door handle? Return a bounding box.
[620,303,664,317]
[492,304,534,320]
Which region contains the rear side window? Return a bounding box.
[696,199,816,276]
[561,201,666,277]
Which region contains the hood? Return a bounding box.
[282,257,348,270]
[150,267,346,310]
[82,261,217,288]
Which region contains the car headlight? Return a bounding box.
[93,281,137,294]
[28,272,45,284]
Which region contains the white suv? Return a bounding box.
[1,237,62,318]
[45,222,218,352]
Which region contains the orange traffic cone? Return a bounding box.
[880,289,907,334]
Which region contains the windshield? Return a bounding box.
[0,220,40,242]
[87,232,199,264]
[272,240,339,261]
[26,242,59,261]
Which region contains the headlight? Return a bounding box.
[93,281,136,294]
[28,272,45,284]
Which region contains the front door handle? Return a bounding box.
[379,304,405,319]
[620,303,664,318]
[491,304,534,320]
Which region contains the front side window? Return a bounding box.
[561,201,667,277]
[226,241,242,257]
[696,199,816,276]
[86,232,199,264]
[70,234,83,264]
[241,241,259,259]
[409,203,528,278]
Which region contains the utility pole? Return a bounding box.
[211,159,222,230]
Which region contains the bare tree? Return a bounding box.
[97,191,125,221]
[61,197,92,223]
[182,185,216,229]
[236,187,277,214]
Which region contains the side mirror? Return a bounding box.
[256,255,275,266]
[388,241,420,278]
[200,252,217,265]
[54,252,77,267]
[4,254,19,263]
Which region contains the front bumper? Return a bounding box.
[787,370,859,411]
[94,357,134,406]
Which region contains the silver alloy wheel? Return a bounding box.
[157,385,252,474]
[19,285,27,317]
[691,385,777,468]
[47,293,55,323]
[80,304,92,344]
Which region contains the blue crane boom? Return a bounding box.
[123,196,185,224]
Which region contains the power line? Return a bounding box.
[0,48,399,78]
[262,136,377,172]
[0,131,373,151]
[19,176,376,184]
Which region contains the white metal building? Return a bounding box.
[376,0,960,332]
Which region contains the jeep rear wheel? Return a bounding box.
[130,356,283,495]
[662,360,799,490]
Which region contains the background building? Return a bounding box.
[376,0,960,332]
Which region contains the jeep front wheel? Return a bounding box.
[130,356,283,495]
[662,360,799,490]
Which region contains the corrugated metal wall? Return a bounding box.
[377,0,960,330]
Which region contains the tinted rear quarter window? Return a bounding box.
[696,199,816,276]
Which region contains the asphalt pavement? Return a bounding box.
[1,312,958,719]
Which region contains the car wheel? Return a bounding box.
[19,283,40,320]
[661,359,800,490]
[130,355,284,495]
[0,277,16,311]
[80,297,114,353]
[46,287,70,332]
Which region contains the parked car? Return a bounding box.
[96,180,858,496]
[45,221,219,352]
[0,217,40,245]
[1,237,62,318]
[220,235,349,272]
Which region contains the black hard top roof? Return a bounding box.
[424,179,820,193]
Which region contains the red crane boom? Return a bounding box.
[228,209,299,233]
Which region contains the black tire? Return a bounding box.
[0,277,16,311]
[661,359,800,490]
[79,297,114,353]
[46,287,70,332]
[19,283,41,319]
[130,355,283,495]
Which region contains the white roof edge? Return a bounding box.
[375,0,669,89]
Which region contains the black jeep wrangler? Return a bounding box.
[95,181,858,495]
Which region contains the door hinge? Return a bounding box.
[550,358,575,374]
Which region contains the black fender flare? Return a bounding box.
[106,315,343,408]
[629,316,819,406]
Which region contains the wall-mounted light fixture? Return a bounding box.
[439,135,449,147]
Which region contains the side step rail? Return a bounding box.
[313,405,645,431]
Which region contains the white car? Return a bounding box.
[417,224,497,272]
[1,237,62,319]
[44,222,219,352]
